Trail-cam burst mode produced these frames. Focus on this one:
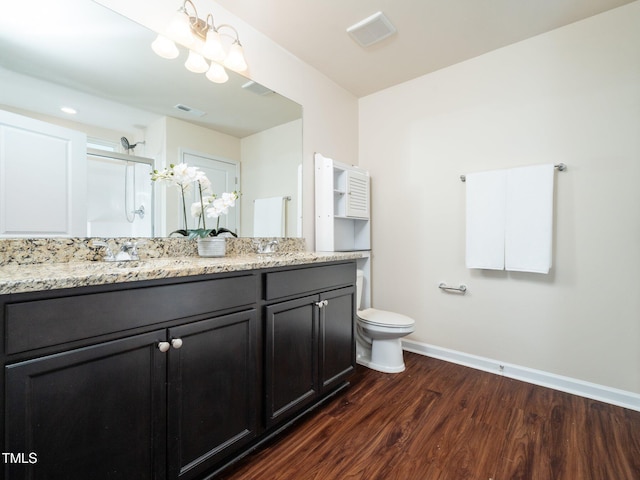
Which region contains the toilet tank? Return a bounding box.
[356,269,364,310]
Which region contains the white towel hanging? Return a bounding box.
[465,169,507,270]
[253,196,286,237]
[505,164,555,273]
[465,164,555,274]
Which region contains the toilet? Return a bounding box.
[355,269,415,373]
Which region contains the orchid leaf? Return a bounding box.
[211,228,238,238]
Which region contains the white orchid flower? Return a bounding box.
[220,191,238,207]
[190,202,204,218]
[205,200,226,218]
[205,209,220,219]
[151,163,238,236]
[195,171,211,191]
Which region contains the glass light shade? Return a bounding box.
[168,9,195,47]
[206,62,228,83]
[184,50,209,73]
[223,43,248,72]
[202,29,225,62]
[151,34,179,59]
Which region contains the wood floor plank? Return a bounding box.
[219,353,640,480]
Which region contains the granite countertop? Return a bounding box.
[0,251,363,295]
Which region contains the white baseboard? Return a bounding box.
[402,339,640,412]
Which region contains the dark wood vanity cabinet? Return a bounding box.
[2,273,259,480]
[319,287,357,390]
[5,310,259,480]
[1,260,356,480]
[167,309,258,480]
[264,264,356,427]
[6,330,168,479]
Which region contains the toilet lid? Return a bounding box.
[357,308,415,327]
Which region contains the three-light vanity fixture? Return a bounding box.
[151,0,248,84]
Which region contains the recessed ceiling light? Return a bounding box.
[60,106,77,115]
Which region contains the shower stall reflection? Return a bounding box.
[87,150,154,237]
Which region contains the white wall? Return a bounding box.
[359,3,640,394]
[240,119,302,236]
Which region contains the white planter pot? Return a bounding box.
[197,237,226,257]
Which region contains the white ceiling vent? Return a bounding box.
[242,80,274,96]
[347,11,397,47]
[173,104,206,117]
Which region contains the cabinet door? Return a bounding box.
[320,287,356,391]
[264,296,319,427]
[167,310,258,480]
[345,169,370,219]
[5,330,167,480]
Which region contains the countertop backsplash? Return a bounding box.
[0,237,307,266]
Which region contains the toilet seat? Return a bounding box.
[357,308,415,328]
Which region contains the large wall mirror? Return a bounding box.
[0,0,303,238]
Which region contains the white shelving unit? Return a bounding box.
[315,152,372,307]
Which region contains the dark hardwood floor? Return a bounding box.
[219,352,640,480]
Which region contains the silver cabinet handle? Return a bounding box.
[171,338,183,349]
[158,341,171,353]
[315,300,329,308]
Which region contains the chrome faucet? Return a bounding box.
[92,240,116,262]
[92,240,146,262]
[118,240,146,261]
[255,240,278,254]
[118,242,135,261]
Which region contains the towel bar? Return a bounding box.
[460,163,566,182]
[253,196,291,202]
[438,283,467,293]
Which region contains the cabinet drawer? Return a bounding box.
[5,275,256,355]
[264,263,355,301]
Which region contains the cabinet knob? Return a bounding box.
[158,341,171,353]
[315,300,329,308]
[171,338,183,349]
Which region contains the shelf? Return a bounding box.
[334,215,369,220]
[315,153,371,252]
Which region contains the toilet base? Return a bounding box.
[356,337,406,373]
